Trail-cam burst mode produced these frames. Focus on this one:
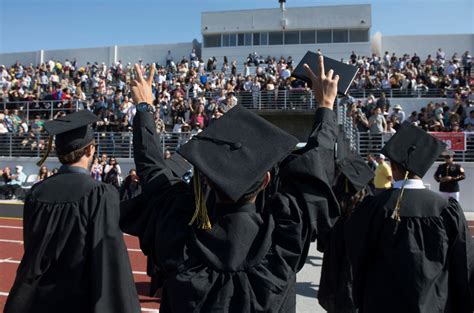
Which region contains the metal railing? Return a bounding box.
[0,132,193,158]
[0,100,84,121]
[356,132,474,162]
[1,87,458,122]
[346,88,458,99]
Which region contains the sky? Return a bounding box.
[0,0,472,53]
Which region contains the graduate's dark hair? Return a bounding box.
[57,141,94,165]
[390,160,418,179]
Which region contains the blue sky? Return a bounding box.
[0,0,472,53]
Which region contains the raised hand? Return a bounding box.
[130,63,156,105]
[303,53,339,110]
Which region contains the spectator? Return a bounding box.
[390,104,406,125]
[462,51,472,77]
[376,92,390,112]
[11,165,26,185]
[90,156,103,181]
[37,165,50,182]
[464,110,474,126]
[120,169,141,200]
[103,157,121,188]
[368,107,387,134]
[373,154,392,194]
[434,150,465,201]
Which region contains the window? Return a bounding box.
[222,34,230,47]
[260,32,268,45]
[204,34,221,48]
[229,33,236,46]
[238,33,245,46]
[317,30,332,43]
[350,29,369,42]
[333,29,348,43]
[269,32,283,45]
[284,31,299,45]
[244,33,252,46]
[253,33,260,46]
[300,30,315,44]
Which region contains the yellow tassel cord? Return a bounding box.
[36,137,53,167]
[345,178,350,193]
[392,171,409,222]
[188,169,212,230]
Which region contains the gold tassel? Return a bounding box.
[188,169,212,230]
[344,178,349,193]
[36,137,53,167]
[392,171,409,222]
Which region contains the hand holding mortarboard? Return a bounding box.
[302,53,339,110]
[130,63,156,106]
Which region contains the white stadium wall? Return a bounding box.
[0,42,196,67]
[116,42,194,66]
[381,34,474,59]
[0,51,40,67]
[201,5,372,33]
[44,46,112,66]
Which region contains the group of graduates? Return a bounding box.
[4,54,474,313]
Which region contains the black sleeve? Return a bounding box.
[280,108,340,254]
[344,196,384,308]
[132,110,169,184]
[434,164,442,182]
[90,185,140,313]
[442,199,474,312]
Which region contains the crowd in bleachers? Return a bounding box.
[0,48,472,138]
[0,152,143,200]
[344,92,474,134]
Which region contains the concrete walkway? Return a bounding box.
[296,243,325,313]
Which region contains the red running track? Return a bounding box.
[0,217,160,312]
[1,218,474,312]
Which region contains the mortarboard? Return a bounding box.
[166,153,193,180]
[37,111,98,166]
[336,154,374,193]
[381,121,446,221]
[381,121,446,178]
[178,105,299,228]
[292,51,359,95]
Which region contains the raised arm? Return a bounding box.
[130,63,168,184]
[301,54,339,152]
[278,54,341,254]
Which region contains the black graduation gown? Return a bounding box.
[120,108,340,313]
[345,188,474,313]
[318,214,356,313]
[5,166,140,313]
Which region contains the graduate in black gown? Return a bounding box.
[345,121,474,313]
[5,111,140,313]
[120,56,341,312]
[318,151,374,313]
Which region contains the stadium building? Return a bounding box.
[0,3,472,67]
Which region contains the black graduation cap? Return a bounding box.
[166,153,193,179]
[381,121,446,178]
[337,154,374,193]
[178,105,299,203]
[292,51,359,95]
[37,111,98,166]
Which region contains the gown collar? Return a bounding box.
[58,165,90,175]
[393,179,425,190]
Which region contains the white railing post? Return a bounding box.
[9,133,13,157]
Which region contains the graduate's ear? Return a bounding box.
[260,171,271,191]
[84,143,95,158]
